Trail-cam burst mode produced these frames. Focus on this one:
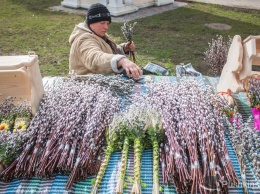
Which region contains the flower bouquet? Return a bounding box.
[216,91,239,125]
[244,74,260,130]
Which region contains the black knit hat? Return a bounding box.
[86,3,111,25]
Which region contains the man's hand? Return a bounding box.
[117,57,142,80]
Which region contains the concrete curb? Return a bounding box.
[185,0,260,10]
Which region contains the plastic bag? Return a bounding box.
[176,63,202,77]
[143,62,169,76]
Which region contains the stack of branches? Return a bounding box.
[145,79,239,193]
[1,76,128,188]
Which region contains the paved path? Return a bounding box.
[49,1,188,23]
[187,0,260,10]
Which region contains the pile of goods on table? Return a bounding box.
[0,74,259,194]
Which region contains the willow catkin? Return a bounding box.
[130,79,239,193]
[2,76,131,185]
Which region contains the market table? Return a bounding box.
[0,75,260,194]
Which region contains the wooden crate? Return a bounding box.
[0,54,44,115]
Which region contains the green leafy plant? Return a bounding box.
[223,107,236,119]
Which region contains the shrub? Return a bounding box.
[204,35,232,76]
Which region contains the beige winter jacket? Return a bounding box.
[69,22,127,75]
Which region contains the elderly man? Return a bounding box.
[69,3,142,80]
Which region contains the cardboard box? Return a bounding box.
[0,54,44,115]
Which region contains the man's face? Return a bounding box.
[89,21,110,37]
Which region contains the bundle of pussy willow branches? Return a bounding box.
[142,79,239,193]
[1,77,127,189]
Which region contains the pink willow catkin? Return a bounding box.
[131,79,239,193]
[1,78,121,187]
[204,35,232,76]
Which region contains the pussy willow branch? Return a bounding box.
[121,22,137,63]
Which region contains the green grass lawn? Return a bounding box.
[0,0,259,77]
